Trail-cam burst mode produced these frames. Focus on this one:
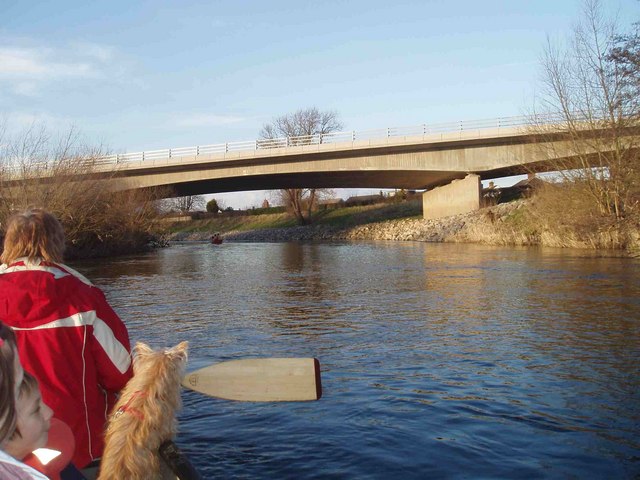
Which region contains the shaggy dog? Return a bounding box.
[99,341,188,480]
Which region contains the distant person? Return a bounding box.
[0,209,133,472]
[211,233,223,244]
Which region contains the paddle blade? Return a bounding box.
[182,357,322,402]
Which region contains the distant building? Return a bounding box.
[482,176,545,205]
[262,199,270,208]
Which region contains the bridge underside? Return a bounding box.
[139,170,475,197]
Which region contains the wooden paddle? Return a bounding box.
[181,357,322,402]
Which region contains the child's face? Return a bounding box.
[6,386,53,460]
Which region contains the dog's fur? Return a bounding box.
[99,341,188,480]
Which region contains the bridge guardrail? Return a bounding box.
[7,114,563,173]
[99,114,554,166]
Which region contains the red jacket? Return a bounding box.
[0,258,133,468]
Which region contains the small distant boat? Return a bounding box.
[210,233,223,245]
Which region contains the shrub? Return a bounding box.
[206,198,219,213]
[0,125,163,258]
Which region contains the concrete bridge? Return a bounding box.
[11,116,619,219]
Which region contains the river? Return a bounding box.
[74,241,640,479]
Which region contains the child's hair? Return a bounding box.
[0,321,18,444]
[1,208,65,265]
[9,372,39,440]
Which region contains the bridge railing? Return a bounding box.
[83,114,562,167]
[96,114,544,166]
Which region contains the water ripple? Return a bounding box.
[73,242,640,479]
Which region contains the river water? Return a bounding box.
[74,242,640,479]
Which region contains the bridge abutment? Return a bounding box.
[422,174,481,220]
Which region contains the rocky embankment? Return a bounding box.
[168,201,527,245]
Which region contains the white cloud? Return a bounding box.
[0,47,97,80]
[0,42,121,96]
[0,48,48,76]
[174,114,248,128]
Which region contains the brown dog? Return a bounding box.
[99,341,188,480]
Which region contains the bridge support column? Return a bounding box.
[422,174,481,220]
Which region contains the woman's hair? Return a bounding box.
[1,208,65,265]
[9,372,39,440]
[0,322,18,444]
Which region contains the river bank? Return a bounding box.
[164,200,640,256]
[166,201,526,244]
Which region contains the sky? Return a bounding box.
[2,0,638,208]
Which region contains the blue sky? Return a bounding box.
[2,0,638,208]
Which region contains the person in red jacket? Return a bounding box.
[0,209,133,473]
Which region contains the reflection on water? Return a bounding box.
[74,242,640,479]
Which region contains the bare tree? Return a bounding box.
[0,123,163,258]
[261,107,343,142]
[260,107,342,224]
[609,21,640,113]
[168,195,205,213]
[531,0,640,226]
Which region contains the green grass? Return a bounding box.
[312,200,422,227]
[162,213,297,233]
[161,200,423,234]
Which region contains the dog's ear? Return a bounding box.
[166,341,188,361]
[134,342,154,357]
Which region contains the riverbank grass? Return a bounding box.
[163,200,423,234]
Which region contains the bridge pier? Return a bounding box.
[422,174,481,220]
